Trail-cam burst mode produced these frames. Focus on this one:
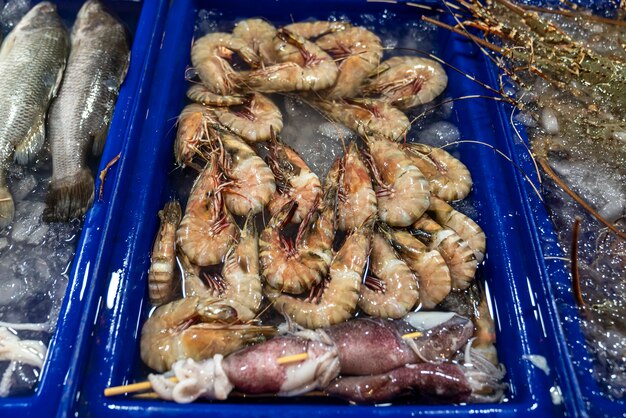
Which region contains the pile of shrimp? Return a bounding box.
[138,18,501,404]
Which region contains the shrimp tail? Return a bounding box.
[43,168,95,222]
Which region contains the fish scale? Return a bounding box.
[0,2,69,229]
[44,0,130,222]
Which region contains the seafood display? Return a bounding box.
[0,0,131,397]
[425,0,626,399]
[136,13,504,406]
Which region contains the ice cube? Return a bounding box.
[11,174,36,201]
[418,121,461,147]
[1,0,31,35]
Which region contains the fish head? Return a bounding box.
[12,2,63,34]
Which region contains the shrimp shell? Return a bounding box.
[311,97,410,142]
[191,32,258,95]
[316,27,383,99]
[368,138,430,227]
[365,56,448,110]
[243,28,338,92]
[268,223,371,329]
[358,231,420,319]
[176,156,239,266]
[212,93,283,142]
[233,18,277,65]
[140,296,274,372]
[186,84,248,107]
[283,21,351,39]
[337,142,377,231]
[411,214,478,290]
[174,104,217,168]
[388,228,452,309]
[220,133,276,215]
[428,196,487,263]
[148,201,182,306]
[403,143,473,202]
[267,137,322,224]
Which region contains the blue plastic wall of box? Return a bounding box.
[0,1,168,417]
[69,0,586,417]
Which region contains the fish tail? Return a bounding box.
[0,184,15,229]
[44,168,94,222]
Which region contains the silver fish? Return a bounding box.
[44,0,130,222]
[0,2,69,229]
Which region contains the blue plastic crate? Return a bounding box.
[72,0,587,416]
[486,1,626,416]
[0,1,168,417]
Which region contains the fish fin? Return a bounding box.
[14,113,46,165]
[43,169,94,222]
[0,184,15,229]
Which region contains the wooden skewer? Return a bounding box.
[133,392,162,399]
[104,376,178,397]
[104,352,310,397]
[276,352,308,365]
[401,331,423,339]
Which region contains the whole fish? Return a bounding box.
[0,2,69,229]
[44,0,130,222]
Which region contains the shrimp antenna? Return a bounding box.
[570,216,586,310]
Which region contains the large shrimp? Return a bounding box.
[140,296,275,373]
[219,133,276,216]
[182,215,263,321]
[233,18,277,65]
[316,26,383,99]
[191,32,259,95]
[259,166,337,294]
[364,56,448,110]
[211,93,283,142]
[336,142,377,231]
[365,137,430,227]
[186,84,248,107]
[266,134,322,224]
[428,196,487,263]
[267,221,371,329]
[176,155,239,266]
[148,201,182,306]
[386,227,451,309]
[402,143,473,202]
[173,104,218,169]
[244,28,338,92]
[283,21,351,39]
[411,214,478,290]
[310,97,410,141]
[358,231,420,319]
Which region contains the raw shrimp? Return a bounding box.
[411,214,477,290]
[428,196,487,263]
[219,133,276,216]
[358,231,420,319]
[190,32,258,95]
[186,84,248,107]
[244,28,338,92]
[337,142,377,231]
[266,135,322,224]
[316,26,383,98]
[267,221,371,329]
[386,227,451,309]
[148,201,182,306]
[149,335,340,403]
[366,138,430,227]
[176,155,239,266]
[140,296,275,373]
[310,97,410,141]
[402,143,473,201]
[259,166,337,294]
[283,20,351,39]
[364,56,448,110]
[212,93,283,142]
[233,18,277,65]
[183,215,263,321]
[173,103,217,169]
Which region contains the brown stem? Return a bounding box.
[538,157,626,240]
